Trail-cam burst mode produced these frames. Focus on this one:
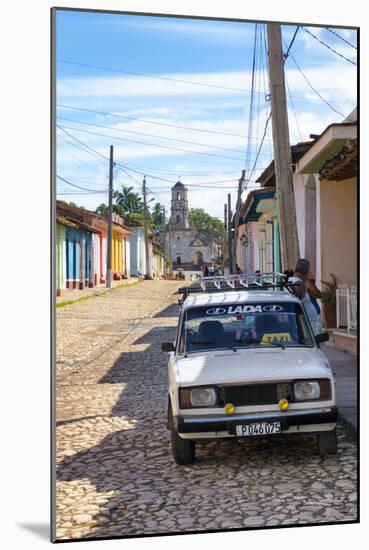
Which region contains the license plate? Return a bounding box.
[235,421,281,437]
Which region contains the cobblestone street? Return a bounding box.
[55,280,357,541]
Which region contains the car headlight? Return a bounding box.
[179,387,217,408]
[294,381,320,401]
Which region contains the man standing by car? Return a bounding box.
[289,259,322,335]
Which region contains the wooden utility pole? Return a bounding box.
[162,205,166,277]
[223,203,227,273]
[142,176,152,280]
[267,24,300,271]
[106,145,114,288]
[227,193,232,274]
[231,170,245,274]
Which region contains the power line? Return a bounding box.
[283,26,300,60]
[112,162,238,176]
[325,27,357,50]
[57,59,355,104]
[243,112,272,193]
[285,72,303,142]
[57,124,248,162]
[57,125,109,162]
[57,104,254,140]
[244,23,258,176]
[282,45,346,118]
[57,125,262,192]
[243,24,272,194]
[58,141,108,178]
[56,175,108,193]
[57,115,266,157]
[57,58,270,94]
[301,26,357,66]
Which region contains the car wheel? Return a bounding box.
[171,428,196,465]
[168,399,196,465]
[318,428,337,455]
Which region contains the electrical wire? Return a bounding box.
[57,141,108,178]
[325,27,357,50]
[243,111,272,193]
[57,115,267,157]
[283,26,300,60]
[57,59,355,104]
[57,175,108,193]
[57,125,109,162]
[57,104,256,140]
[285,72,303,142]
[301,27,357,66]
[282,45,346,118]
[244,23,258,176]
[57,124,248,163]
[57,58,271,94]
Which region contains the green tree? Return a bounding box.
[114,185,143,214]
[188,208,223,241]
[96,203,108,215]
[151,202,165,227]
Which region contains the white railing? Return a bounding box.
[336,284,357,333]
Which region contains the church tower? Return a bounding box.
[169,180,189,229]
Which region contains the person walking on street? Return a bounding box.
[203,264,209,277]
[288,259,322,335]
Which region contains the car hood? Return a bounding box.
[175,348,331,386]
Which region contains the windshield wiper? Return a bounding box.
[189,339,215,345]
[233,337,286,350]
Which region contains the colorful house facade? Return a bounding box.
[236,187,280,274]
[294,115,357,353]
[130,226,153,277]
[56,202,133,295]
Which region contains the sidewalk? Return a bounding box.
[321,343,358,431]
[56,277,140,305]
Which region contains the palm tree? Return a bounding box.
[115,185,143,213]
[96,203,108,215]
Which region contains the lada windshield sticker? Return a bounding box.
[206,307,227,315]
[261,333,293,344]
[188,303,297,320]
[205,304,285,315]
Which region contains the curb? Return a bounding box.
[338,411,357,441]
[56,279,141,308]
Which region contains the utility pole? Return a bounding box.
[142,176,152,280]
[227,193,232,274]
[106,145,114,288]
[223,203,227,274]
[267,23,300,271]
[231,170,245,274]
[162,205,166,277]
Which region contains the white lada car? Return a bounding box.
[162,277,337,465]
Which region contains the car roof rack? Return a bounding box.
[177,272,295,300]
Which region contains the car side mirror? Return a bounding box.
[315,332,330,344]
[161,342,175,352]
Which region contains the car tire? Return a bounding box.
[171,428,196,465]
[168,398,196,465]
[318,428,337,455]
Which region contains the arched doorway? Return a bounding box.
[194,251,203,266]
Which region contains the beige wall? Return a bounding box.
[320,177,357,285]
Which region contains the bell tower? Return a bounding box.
[170,180,189,229]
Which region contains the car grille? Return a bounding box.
[219,383,291,407]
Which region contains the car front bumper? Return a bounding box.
[174,406,338,434]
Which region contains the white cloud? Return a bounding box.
[58,64,356,107]
[91,17,255,45]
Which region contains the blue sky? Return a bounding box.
[56,10,357,217]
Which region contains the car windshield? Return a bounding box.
[178,301,314,354]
